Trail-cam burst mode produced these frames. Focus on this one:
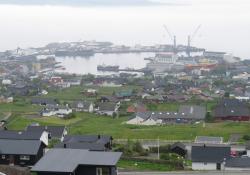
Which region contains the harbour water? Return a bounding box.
[55,53,154,75]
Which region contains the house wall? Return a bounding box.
[0,144,45,166]
[75,165,116,175]
[192,162,217,170]
[41,131,49,146]
[247,150,250,157]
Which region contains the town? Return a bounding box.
[0,39,249,175]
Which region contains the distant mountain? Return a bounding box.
[0,0,181,6]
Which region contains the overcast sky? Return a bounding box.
[0,0,249,6]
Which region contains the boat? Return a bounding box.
[97,65,119,72]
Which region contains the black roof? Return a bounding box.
[191,145,231,163]
[31,98,57,105]
[0,139,42,155]
[170,142,186,150]
[0,130,44,140]
[226,157,250,168]
[54,142,106,151]
[63,135,112,145]
[213,99,250,117]
[26,126,66,138]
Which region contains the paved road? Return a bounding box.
[119,171,250,175]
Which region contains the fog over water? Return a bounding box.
[0,0,250,59]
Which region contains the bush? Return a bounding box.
[243,135,250,141]
[149,145,171,154]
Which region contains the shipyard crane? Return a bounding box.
[187,24,201,57]
[163,25,177,53]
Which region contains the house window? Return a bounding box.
[1,155,5,159]
[96,167,109,175]
[96,168,102,175]
[20,155,30,160]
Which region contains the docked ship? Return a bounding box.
[97,65,119,72]
[146,52,184,72]
[55,49,94,57]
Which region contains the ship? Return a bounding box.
[97,65,119,72]
[55,49,94,57]
[146,52,184,72]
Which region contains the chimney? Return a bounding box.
[98,134,101,139]
[203,144,206,148]
[63,143,67,148]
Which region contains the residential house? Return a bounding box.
[72,101,94,113]
[99,96,119,103]
[0,140,45,166]
[195,136,223,145]
[0,130,49,146]
[170,142,187,158]
[191,145,231,170]
[115,90,133,100]
[126,103,147,113]
[225,157,250,170]
[213,99,250,121]
[31,149,122,175]
[96,103,120,116]
[126,105,206,125]
[26,125,67,141]
[56,134,113,151]
[31,98,57,106]
[41,105,72,118]
[178,105,206,121]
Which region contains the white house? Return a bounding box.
[191,145,230,170]
[41,105,72,118]
[2,79,12,85]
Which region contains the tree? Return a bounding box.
[224,92,230,98]
[205,112,213,122]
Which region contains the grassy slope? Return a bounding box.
[7,112,250,141]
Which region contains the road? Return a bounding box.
[119,171,250,175]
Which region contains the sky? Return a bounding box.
[0,0,249,58]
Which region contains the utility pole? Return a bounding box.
[157,137,160,160]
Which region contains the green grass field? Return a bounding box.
[6,112,250,141]
[118,159,177,171]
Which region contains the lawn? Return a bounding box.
[118,159,176,171]
[7,112,250,141]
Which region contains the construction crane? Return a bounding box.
[187,24,201,57]
[163,25,177,54]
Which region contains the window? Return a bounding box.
[96,168,102,175]
[1,155,5,159]
[96,167,110,175]
[20,155,30,160]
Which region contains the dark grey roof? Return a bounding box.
[0,139,42,155]
[26,126,66,138]
[31,98,57,105]
[98,103,117,111]
[171,142,186,150]
[32,149,122,173]
[63,135,112,145]
[191,145,230,163]
[195,136,223,144]
[0,130,44,140]
[179,105,206,119]
[226,157,250,168]
[213,99,250,117]
[54,142,105,151]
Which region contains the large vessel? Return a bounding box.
[97,65,119,72]
[146,53,184,72]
